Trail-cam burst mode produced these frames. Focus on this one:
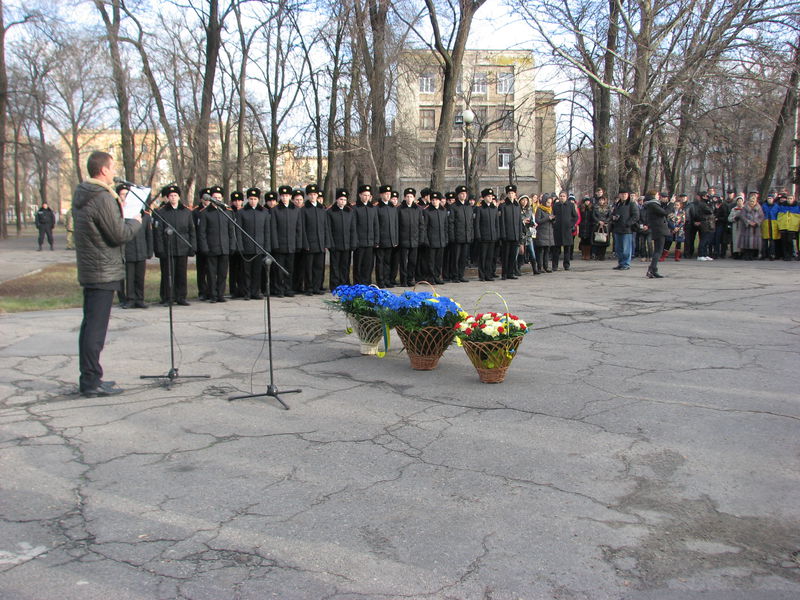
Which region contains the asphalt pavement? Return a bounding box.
[1,235,799,599]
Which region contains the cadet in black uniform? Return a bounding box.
[397,188,426,287]
[194,189,211,300]
[423,192,448,284]
[475,188,500,281]
[300,183,329,295]
[499,184,522,279]
[228,190,245,298]
[352,184,377,284]
[237,186,273,300]
[271,185,303,297]
[447,185,473,282]
[154,184,195,305]
[327,188,358,291]
[198,185,236,302]
[374,184,399,288]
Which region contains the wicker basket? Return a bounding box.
[462,333,524,383]
[348,314,386,355]
[395,326,455,370]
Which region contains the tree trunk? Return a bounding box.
[426,0,486,192]
[94,0,135,180]
[0,1,8,239]
[194,0,223,193]
[759,37,800,200]
[595,0,618,192]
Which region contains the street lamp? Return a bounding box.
[462,107,475,197]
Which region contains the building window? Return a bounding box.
[500,109,514,131]
[419,109,435,130]
[447,145,463,169]
[472,72,488,95]
[498,147,512,169]
[419,73,435,94]
[497,72,514,95]
[420,145,435,169]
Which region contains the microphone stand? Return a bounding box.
[210,198,300,410]
[128,189,209,389]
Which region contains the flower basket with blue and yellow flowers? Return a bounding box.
[326,285,394,355]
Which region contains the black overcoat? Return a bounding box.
[397,203,426,248]
[327,205,358,251]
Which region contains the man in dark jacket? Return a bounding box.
[237,188,273,300]
[300,184,329,295]
[271,185,303,297]
[423,192,448,283]
[447,185,474,282]
[228,190,246,298]
[352,184,377,284]
[474,188,500,281]
[551,191,579,271]
[119,183,153,309]
[642,191,670,278]
[35,201,56,251]
[327,189,358,291]
[694,191,716,260]
[611,188,639,270]
[374,184,399,288]
[397,188,426,287]
[193,189,211,300]
[198,185,236,302]
[498,184,522,279]
[73,151,141,397]
[154,184,196,305]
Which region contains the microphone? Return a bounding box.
[113,176,144,188]
[207,195,229,209]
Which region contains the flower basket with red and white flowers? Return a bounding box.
[454,311,529,383]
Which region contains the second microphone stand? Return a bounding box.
[209,198,300,410]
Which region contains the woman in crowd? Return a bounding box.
[591,195,612,261]
[519,195,539,274]
[578,197,594,260]
[728,195,745,259]
[534,195,555,273]
[734,193,764,260]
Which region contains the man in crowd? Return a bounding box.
[375,184,399,288]
[198,185,236,303]
[327,188,357,291]
[35,201,56,251]
[300,183,329,295]
[155,184,195,305]
[119,183,153,309]
[352,184,377,284]
[499,184,522,279]
[552,191,579,271]
[611,188,639,271]
[397,187,426,287]
[236,187,272,300]
[271,185,303,297]
[447,184,473,282]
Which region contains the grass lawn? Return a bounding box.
[0,263,197,313]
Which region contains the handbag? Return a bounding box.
[593,225,608,244]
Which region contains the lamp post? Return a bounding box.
[462,107,475,198]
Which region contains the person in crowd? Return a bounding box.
[447,185,473,282]
[397,187,426,287]
[300,183,328,295]
[642,190,670,278]
[728,195,745,259]
[519,195,539,274]
[64,207,75,250]
[35,201,56,251]
[236,187,273,300]
[734,193,764,260]
[423,191,448,284]
[352,184,377,284]
[694,191,716,261]
[119,183,153,309]
[591,195,612,261]
[374,184,399,288]
[683,193,697,258]
[551,191,578,271]
[776,194,799,260]
[611,188,639,270]
[761,193,781,260]
[155,184,195,305]
[534,195,555,273]
[474,188,500,281]
[635,195,652,262]
[228,191,246,299]
[578,197,594,260]
[73,151,141,397]
[271,185,303,297]
[198,185,236,303]
[327,188,358,291]
[664,199,686,261]
[193,189,211,300]
[499,184,522,279]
